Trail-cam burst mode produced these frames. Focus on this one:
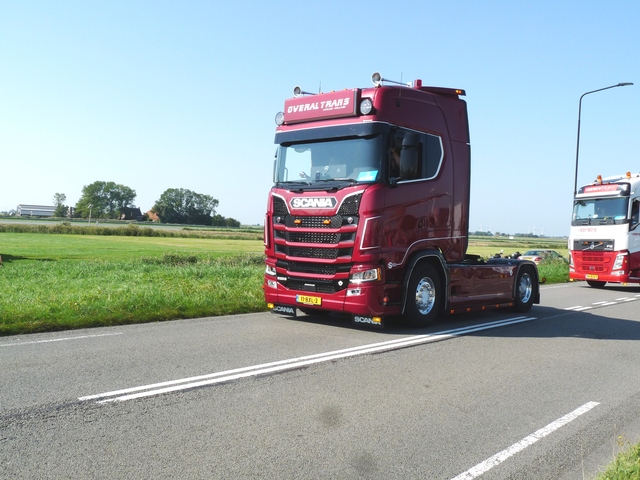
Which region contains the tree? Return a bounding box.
[212,214,241,227]
[74,181,137,219]
[53,193,67,217]
[152,188,219,225]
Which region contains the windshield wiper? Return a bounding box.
[278,180,312,186]
[314,178,358,184]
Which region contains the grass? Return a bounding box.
[595,438,640,479]
[0,232,266,335]
[0,230,572,336]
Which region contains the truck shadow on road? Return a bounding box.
[297,302,640,342]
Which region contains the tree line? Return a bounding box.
[52,181,241,227]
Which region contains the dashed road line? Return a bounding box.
[450,401,600,480]
[564,296,637,312]
[0,332,124,348]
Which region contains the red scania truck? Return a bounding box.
[569,173,640,287]
[263,73,540,327]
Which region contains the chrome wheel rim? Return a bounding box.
[415,277,436,315]
[518,273,533,304]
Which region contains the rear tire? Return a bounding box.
[586,280,606,288]
[405,263,443,328]
[514,267,535,313]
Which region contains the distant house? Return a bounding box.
[16,204,56,217]
[119,207,144,221]
[146,210,160,222]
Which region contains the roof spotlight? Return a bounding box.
[293,86,315,97]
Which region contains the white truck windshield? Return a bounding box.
[572,197,629,225]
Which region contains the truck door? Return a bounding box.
[630,198,640,273]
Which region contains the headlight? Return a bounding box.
[350,267,381,283]
[612,253,627,270]
[265,265,276,276]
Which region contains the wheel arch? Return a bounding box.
[513,260,541,305]
[400,249,449,315]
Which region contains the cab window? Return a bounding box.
[388,130,443,182]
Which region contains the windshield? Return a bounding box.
[274,136,383,187]
[572,197,630,226]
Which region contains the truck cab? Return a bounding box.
[264,73,539,327]
[569,173,640,287]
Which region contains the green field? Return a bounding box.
[0,230,570,336]
[0,232,266,335]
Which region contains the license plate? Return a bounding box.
[586,274,599,280]
[296,294,322,306]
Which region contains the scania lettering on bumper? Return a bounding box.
[352,315,383,328]
[271,305,297,316]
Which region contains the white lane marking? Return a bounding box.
[0,332,123,348]
[564,306,592,311]
[565,295,639,311]
[80,316,536,403]
[450,401,600,480]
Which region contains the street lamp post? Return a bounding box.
[88,204,93,224]
[573,82,633,197]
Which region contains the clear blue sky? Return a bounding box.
[1,0,638,236]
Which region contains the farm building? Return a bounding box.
[16,204,56,217]
[119,207,144,221]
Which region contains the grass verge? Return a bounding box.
[595,439,640,479]
[0,252,266,336]
[1,231,571,336]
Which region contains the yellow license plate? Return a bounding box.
[586,274,599,280]
[296,295,322,306]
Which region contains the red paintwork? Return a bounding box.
[265,79,535,321]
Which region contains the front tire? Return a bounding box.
[405,264,443,328]
[514,267,535,313]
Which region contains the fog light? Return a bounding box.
[267,279,277,288]
[346,288,362,296]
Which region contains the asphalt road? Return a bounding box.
[2,282,640,479]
